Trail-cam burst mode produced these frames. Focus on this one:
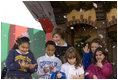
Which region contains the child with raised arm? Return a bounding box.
[36,40,62,79]
[56,47,84,79]
[82,38,103,70]
[5,35,37,79]
[86,47,113,79]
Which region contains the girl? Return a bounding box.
[52,27,72,63]
[56,47,84,79]
[86,47,113,79]
[5,35,37,79]
[82,38,103,70]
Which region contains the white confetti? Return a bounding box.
[70,26,74,30]
[80,8,82,12]
[103,22,105,24]
[80,42,84,44]
[63,15,67,18]
[99,34,103,38]
[95,27,97,29]
[111,62,115,65]
[85,72,89,75]
[93,3,97,8]
[99,45,103,48]
[105,48,108,52]
[112,46,115,48]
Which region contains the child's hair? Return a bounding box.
[92,47,108,65]
[45,40,56,48]
[91,38,103,47]
[12,37,30,50]
[52,27,66,40]
[89,38,104,53]
[64,47,82,69]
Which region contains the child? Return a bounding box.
[57,47,84,79]
[86,47,113,79]
[36,40,62,79]
[5,35,37,79]
[82,38,103,70]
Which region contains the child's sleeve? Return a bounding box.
[5,50,21,70]
[82,53,90,70]
[100,62,113,77]
[35,58,45,77]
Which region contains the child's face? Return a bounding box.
[53,34,63,44]
[91,43,99,53]
[18,42,29,54]
[68,58,76,65]
[96,51,105,62]
[46,45,55,56]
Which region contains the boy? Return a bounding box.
[36,40,62,79]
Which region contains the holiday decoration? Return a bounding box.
[75,35,91,58]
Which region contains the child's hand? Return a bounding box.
[29,64,37,70]
[83,44,90,53]
[43,67,49,73]
[93,75,98,79]
[70,73,79,79]
[96,60,103,68]
[20,61,28,68]
[57,72,62,79]
[49,65,54,70]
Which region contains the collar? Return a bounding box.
[16,49,29,55]
[45,53,55,58]
[56,41,67,46]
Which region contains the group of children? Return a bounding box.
[3,33,113,79]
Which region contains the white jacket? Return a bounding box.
[36,53,62,79]
[61,62,84,79]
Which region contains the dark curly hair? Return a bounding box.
[12,37,30,50]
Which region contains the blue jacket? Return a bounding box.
[51,71,66,79]
[5,49,37,79]
[82,53,94,70]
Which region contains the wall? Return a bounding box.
[1,22,46,79]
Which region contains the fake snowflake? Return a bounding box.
[93,3,97,8]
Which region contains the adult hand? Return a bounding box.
[83,44,90,53]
